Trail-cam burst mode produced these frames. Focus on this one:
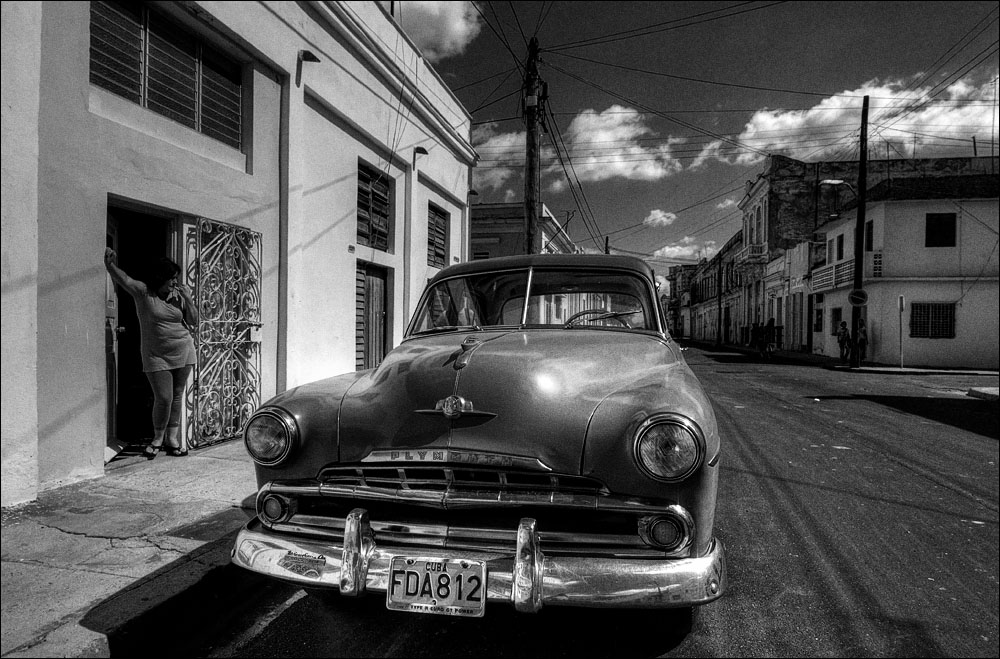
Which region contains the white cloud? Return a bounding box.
[471,122,523,196]
[653,236,717,261]
[643,210,678,227]
[697,73,1000,167]
[716,199,737,210]
[388,1,483,62]
[543,105,683,191]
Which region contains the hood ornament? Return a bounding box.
[416,395,496,420]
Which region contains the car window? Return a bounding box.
[410,271,528,333]
[409,268,656,335]
[526,270,653,330]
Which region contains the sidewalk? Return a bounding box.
[678,339,1000,401]
[1,440,258,658]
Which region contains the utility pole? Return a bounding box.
[849,95,869,369]
[523,37,541,254]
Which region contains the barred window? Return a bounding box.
[910,303,955,339]
[427,203,448,268]
[357,163,392,251]
[89,1,243,149]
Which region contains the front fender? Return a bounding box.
[582,362,720,556]
[252,370,367,486]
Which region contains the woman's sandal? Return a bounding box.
[143,443,162,460]
[165,446,189,457]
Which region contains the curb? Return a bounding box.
[967,388,1000,402]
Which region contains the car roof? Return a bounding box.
[428,253,657,286]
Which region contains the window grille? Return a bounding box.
[427,204,448,268]
[873,251,883,278]
[357,163,391,251]
[89,1,243,149]
[910,303,955,339]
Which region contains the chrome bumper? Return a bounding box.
[231,508,726,611]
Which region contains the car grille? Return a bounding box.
[317,465,609,498]
[264,467,677,558]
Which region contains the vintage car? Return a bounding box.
[232,253,725,617]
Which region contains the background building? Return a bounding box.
[811,175,998,368]
[1,1,475,506]
[470,202,579,257]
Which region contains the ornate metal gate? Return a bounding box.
[184,218,262,447]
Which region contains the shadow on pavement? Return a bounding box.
[814,395,998,440]
[241,592,693,658]
[78,502,260,656]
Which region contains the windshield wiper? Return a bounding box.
[415,324,482,335]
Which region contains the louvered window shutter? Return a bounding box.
[89,1,242,150]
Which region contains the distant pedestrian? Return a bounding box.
[836,321,851,363]
[857,318,868,364]
[750,322,760,349]
[104,248,197,459]
[761,317,776,359]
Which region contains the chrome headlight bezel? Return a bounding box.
[632,413,705,483]
[243,407,298,466]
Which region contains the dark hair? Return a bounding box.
[141,257,181,293]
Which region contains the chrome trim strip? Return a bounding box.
[231,515,726,610]
[357,450,553,471]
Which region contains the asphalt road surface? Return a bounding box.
[115,345,999,658]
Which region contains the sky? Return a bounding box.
[384,1,999,269]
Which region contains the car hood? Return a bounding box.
[338,330,683,474]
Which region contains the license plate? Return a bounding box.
[386,556,487,617]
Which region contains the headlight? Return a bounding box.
[244,408,298,466]
[633,413,705,482]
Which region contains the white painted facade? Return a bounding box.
[811,197,999,368]
[1,1,475,506]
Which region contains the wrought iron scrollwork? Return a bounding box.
[185,219,262,447]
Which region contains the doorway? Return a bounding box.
[106,207,173,459]
[356,262,388,370]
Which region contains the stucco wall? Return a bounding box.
[1,2,43,507]
[883,199,999,278]
[33,3,282,490]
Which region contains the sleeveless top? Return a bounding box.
[133,293,197,372]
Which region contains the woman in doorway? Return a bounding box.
[104,248,197,458]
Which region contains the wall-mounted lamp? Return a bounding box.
[298,50,321,63]
[413,146,429,156]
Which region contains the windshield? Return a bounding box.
[408,268,657,335]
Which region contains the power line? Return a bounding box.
[546,61,771,158]
[547,1,786,51]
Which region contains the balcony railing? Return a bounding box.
[812,259,854,292]
[736,243,767,263]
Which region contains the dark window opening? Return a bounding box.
[925,213,956,248]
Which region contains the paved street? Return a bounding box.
[84,345,998,658]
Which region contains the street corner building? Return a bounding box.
[667,154,999,370]
[1,1,477,507]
